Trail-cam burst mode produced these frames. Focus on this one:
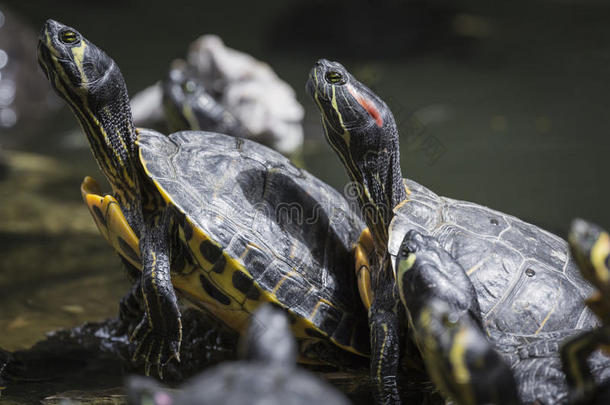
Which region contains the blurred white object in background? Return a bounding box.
[131,35,304,155]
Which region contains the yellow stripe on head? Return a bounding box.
[398,253,416,276]
[71,40,89,87]
[591,232,610,285]
[396,252,416,309]
[330,86,351,147]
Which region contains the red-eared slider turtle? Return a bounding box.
[561,219,610,404]
[127,305,352,405]
[162,62,250,138]
[395,232,520,405]
[306,59,597,403]
[395,230,523,405]
[38,21,369,376]
[396,229,610,405]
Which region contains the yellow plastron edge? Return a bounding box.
[80,176,141,268]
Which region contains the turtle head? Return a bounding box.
[239,304,297,367]
[417,298,471,360]
[569,218,610,292]
[306,59,395,157]
[37,20,139,213]
[395,230,483,332]
[38,20,124,115]
[395,230,441,316]
[162,61,247,137]
[416,298,520,405]
[307,59,406,252]
[162,61,198,132]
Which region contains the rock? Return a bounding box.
[129,83,164,131]
[131,35,304,155]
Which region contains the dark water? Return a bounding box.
[1,0,610,403]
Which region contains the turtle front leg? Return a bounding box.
[560,326,610,404]
[370,302,402,405]
[355,230,403,404]
[131,210,182,377]
[369,269,403,405]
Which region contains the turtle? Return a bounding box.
[395,230,520,405]
[37,20,370,376]
[396,229,610,405]
[561,218,610,404]
[162,61,250,138]
[127,304,352,405]
[394,229,567,405]
[306,59,598,403]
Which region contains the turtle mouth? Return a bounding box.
[37,42,73,93]
[36,42,51,80]
[306,70,330,103]
[37,32,67,81]
[38,20,64,59]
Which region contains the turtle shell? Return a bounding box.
[129,363,351,405]
[137,129,369,356]
[177,363,351,405]
[388,179,597,335]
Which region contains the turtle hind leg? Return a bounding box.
[130,210,182,377]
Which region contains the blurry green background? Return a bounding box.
[1,0,609,356]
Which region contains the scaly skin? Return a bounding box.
[38,20,180,374]
[307,59,407,404]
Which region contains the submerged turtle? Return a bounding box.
[38,20,369,376]
[561,219,610,403]
[307,59,597,403]
[127,305,352,405]
[162,61,250,138]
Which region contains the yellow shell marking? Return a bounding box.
[81,176,140,268]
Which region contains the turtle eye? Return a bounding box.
[442,313,456,327]
[182,80,197,94]
[325,71,345,85]
[59,30,80,45]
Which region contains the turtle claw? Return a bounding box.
[130,315,182,378]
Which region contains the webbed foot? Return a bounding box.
[130,310,182,378]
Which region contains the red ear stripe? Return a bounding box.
[348,85,384,127]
